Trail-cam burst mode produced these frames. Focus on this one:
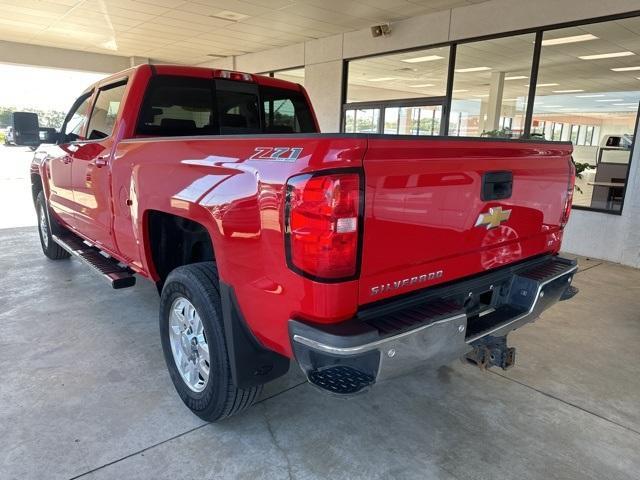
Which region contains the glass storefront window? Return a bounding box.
[532,17,640,212]
[346,46,450,103]
[341,15,640,214]
[273,68,305,87]
[343,108,381,133]
[450,33,536,138]
[383,105,442,135]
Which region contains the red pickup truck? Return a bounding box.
[29,64,578,421]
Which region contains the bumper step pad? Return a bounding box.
[52,232,136,289]
[308,366,375,395]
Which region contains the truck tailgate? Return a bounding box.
[359,137,573,305]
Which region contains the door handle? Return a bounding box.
[95,155,109,168]
[62,155,73,164]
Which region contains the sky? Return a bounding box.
[0,64,106,112]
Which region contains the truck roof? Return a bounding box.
[87,64,303,93]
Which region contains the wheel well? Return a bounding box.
[147,210,215,288]
[31,173,43,204]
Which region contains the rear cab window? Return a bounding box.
[136,75,316,137]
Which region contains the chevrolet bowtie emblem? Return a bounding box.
[475,206,512,229]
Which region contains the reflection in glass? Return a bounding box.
[532,17,640,212]
[347,46,449,103]
[450,34,536,138]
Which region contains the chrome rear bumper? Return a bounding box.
[290,255,578,395]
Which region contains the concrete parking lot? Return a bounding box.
[1,147,639,479]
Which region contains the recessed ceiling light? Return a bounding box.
[366,77,397,82]
[553,89,585,93]
[541,34,598,46]
[611,66,640,71]
[401,55,444,63]
[541,105,563,108]
[503,98,519,101]
[452,89,469,93]
[455,66,491,73]
[596,98,624,102]
[408,83,435,87]
[579,51,635,60]
[575,94,606,98]
[527,83,559,87]
[612,103,638,106]
[505,75,528,80]
[473,94,490,97]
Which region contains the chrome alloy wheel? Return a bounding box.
[39,204,49,248]
[169,297,210,392]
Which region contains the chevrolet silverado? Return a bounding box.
[29,64,578,421]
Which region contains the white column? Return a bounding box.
[485,71,505,132]
[304,61,344,133]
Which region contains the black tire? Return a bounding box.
[159,262,261,422]
[35,191,70,260]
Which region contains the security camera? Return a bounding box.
[371,23,391,38]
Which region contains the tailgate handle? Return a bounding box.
[481,171,513,201]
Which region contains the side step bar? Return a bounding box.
[52,233,136,289]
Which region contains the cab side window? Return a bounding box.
[86,81,127,140]
[62,93,93,143]
[261,87,315,133]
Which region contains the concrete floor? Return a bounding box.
[0,226,639,480]
[1,146,640,479]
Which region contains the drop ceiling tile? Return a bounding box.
[245,12,345,35]
[147,15,216,32]
[75,2,159,22]
[224,22,310,43]
[91,0,171,15]
[135,0,186,8]
[0,17,50,32]
[0,11,58,27]
[304,0,391,22]
[64,9,144,27]
[0,0,73,13]
[134,22,196,37]
[161,10,234,28]
[39,0,82,6]
[0,2,69,19]
[279,3,372,29]
[184,0,272,16]
[240,0,294,8]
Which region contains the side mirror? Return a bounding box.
[39,127,59,144]
[11,112,40,147]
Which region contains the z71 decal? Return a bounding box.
[250,147,303,162]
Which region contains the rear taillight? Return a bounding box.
[285,170,362,281]
[561,159,576,228]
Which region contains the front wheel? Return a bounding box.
[159,262,261,422]
[35,191,70,260]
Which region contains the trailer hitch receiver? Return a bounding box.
[466,335,515,370]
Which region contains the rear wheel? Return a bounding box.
[35,191,70,260]
[159,262,261,422]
